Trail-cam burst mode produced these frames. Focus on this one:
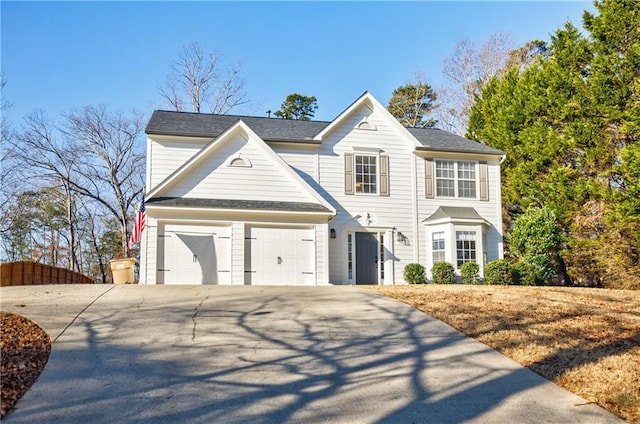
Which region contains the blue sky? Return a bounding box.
[2,1,593,124]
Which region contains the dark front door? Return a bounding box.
[356,232,378,285]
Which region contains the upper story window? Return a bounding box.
[355,154,377,194]
[435,160,476,198]
[345,152,389,197]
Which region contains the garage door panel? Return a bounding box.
[245,227,315,286]
[161,224,231,285]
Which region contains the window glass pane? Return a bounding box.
[435,160,455,197]
[455,231,477,267]
[457,161,476,198]
[355,155,378,194]
[458,180,476,198]
[436,179,455,197]
[432,231,446,264]
[457,161,475,179]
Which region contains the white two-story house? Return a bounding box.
[139,92,505,285]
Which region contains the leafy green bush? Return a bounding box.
[512,261,534,286]
[431,262,456,284]
[404,263,426,284]
[484,259,514,285]
[460,261,480,284]
[509,206,561,285]
[514,254,555,286]
[509,206,562,259]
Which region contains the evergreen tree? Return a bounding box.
[387,82,438,128]
[468,0,640,288]
[274,93,318,120]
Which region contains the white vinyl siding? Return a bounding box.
[140,217,157,284]
[163,133,316,203]
[231,222,245,284]
[149,138,209,188]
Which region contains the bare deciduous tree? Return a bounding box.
[62,105,145,255]
[159,42,248,114]
[6,106,146,275]
[10,111,80,270]
[437,32,514,135]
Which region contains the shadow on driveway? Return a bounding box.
[1,285,621,423]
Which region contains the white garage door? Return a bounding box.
[160,224,231,285]
[245,226,315,285]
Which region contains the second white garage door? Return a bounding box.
[245,226,315,285]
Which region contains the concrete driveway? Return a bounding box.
[1,285,621,423]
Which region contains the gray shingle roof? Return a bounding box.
[146,110,504,155]
[146,111,329,142]
[146,197,333,214]
[407,128,505,155]
[422,206,489,224]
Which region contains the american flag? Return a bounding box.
[128,198,146,250]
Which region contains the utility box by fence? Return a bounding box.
[0,262,94,286]
[110,258,136,284]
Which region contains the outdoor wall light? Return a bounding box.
[330,229,336,239]
[396,231,410,246]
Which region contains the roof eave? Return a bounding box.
[146,129,217,138]
[145,204,335,217]
[414,146,505,156]
[422,217,490,226]
[264,138,322,145]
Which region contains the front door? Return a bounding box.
[356,232,378,285]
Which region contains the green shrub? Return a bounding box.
[515,254,555,286]
[512,261,534,286]
[431,262,456,284]
[404,263,426,284]
[509,206,562,259]
[484,259,514,285]
[509,206,562,284]
[460,261,480,284]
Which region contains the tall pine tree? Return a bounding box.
[468,0,640,288]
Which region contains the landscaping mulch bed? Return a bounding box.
[373,285,640,423]
[1,311,51,418]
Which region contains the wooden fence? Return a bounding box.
[0,262,94,286]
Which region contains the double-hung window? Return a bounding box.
[432,231,445,264]
[435,160,477,198]
[435,160,455,197]
[355,155,377,194]
[457,161,476,198]
[456,231,477,267]
[345,152,389,196]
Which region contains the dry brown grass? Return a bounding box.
[372,285,640,423]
